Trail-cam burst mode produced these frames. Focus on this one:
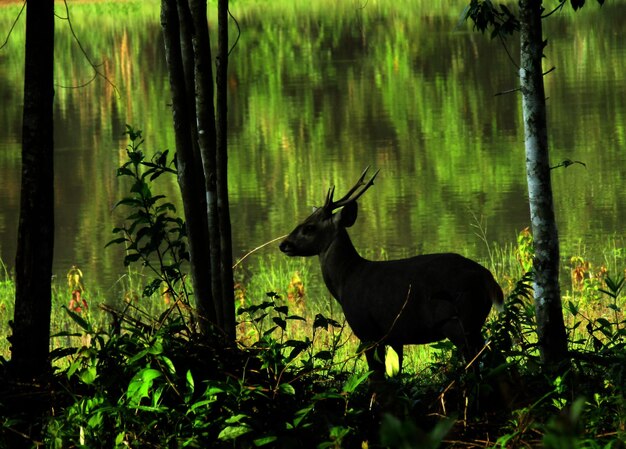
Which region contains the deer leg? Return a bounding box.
[365,344,386,381]
[440,319,485,367]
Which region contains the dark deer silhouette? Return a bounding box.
[279,168,503,377]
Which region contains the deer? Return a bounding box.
[279,168,504,378]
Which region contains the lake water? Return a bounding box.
[0,1,624,298]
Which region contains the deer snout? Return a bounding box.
[279,239,295,256]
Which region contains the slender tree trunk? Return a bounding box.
[519,0,568,367]
[188,0,225,332]
[11,0,55,382]
[216,0,235,339]
[160,0,235,338]
[161,0,215,332]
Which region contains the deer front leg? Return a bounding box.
[365,344,404,381]
[365,344,386,382]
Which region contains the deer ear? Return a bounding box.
[334,201,358,228]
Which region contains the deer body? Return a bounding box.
[279,169,503,375]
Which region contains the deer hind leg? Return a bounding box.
[440,319,485,367]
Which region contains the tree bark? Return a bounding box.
[216,0,236,339]
[188,0,225,333]
[161,0,216,332]
[519,0,568,367]
[11,0,55,382]
[160,0,236,339]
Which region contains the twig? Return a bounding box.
[550,159,586,170]
[55,0,120,97]
[232,234,288,269]
[495,86,521,97]
[227,7,240,56]
[0,0,26,51]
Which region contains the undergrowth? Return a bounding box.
[1,127,625,448]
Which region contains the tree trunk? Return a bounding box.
[11,0,55,382]
[216,0,236,339]
[161,0,216,333]
[160,0,235,339]
[519,0,568,367]
[188,0,226,333]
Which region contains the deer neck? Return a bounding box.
[318,228,363,302]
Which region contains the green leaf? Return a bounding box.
[123,253,142,266]
[314,350,332,361]
[143,278,162,297]
[218,425,252,441]
[156,202,177,213]
[114,197,143,208]
[278,383,296,396]
[342,371,372,394]
[385,346,400,378]
[273,317,287,331]
[205,386,225,396]
[126,368,163,406]
[186,370,195,394]
[116,166,134,177]
[571,0,586,11]
[51,331,82,338]
[128,348,150,366]
[159,355,176,375]
[262,325,278,336]
[596,318,611,328]
[105,237,128,248]
[274,305,289,315]
[313,313,341,330]
[147,338,164,355]
[292,405,314,428]
[253,436,278,446]
[62,306,92,332]
[566,300,579,316]
[80,365,98,385]
[87,412,104,429]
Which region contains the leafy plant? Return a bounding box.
[107,125,190,314]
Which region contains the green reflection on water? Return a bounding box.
[0,0,624,295]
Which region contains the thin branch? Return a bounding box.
[227,7,240,56]
[550,159,587,170]
[543,66,556,77]
[494,86,521,97]
[55,0,120,97]
[498,32,520,70]
[355,0,369,10]
[232,234,288,269]
[494,67,555,97]
[0,0,26,51]
[542,0,568,19]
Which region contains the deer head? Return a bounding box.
[279,167,379,257]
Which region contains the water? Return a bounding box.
[0,0,624,295]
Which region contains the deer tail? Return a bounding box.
[492,281,505,313]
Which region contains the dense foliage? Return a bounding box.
[2,274,625,447]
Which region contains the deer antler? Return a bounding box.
[324,166,380,211]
